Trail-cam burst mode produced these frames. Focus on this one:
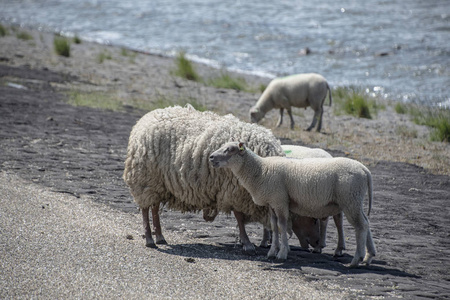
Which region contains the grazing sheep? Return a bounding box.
[209,142,376,267]
[249,73,332,131]
[282,145,346,256]
[123,105,285,253]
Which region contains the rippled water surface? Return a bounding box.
[1,0,449,105]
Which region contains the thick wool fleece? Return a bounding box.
[123,105,284,225]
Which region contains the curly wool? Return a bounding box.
[123,105,284,224]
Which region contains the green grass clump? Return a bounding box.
[410,107,450,142]
[17,31,33,41]
[173,51,200,81]
[54,36,71,57]
[332,86,376,119]
[208,73,249,91]
[73,35,82,44]
[67,91,122,111]
[395,102,408,114]
[0,24,8,37]
[97,51,112,63]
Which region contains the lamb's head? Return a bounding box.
[209,142,246,168]
[249,106,264,123]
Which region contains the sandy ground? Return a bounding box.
[1,25,450,299]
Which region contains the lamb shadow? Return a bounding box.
[155,242,419,279]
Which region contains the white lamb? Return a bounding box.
[123,105,286,253]
[249,73,332,132]
[209,142,376,267]
[282,145,346,256]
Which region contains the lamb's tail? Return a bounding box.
[327,83,333,106]
[365,168,373,216]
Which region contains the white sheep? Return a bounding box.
[282,145,346,257]
[249,73,332,132]
[123,105,285,253]
[209,142,376,267]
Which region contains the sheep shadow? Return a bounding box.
[155,241,419,279]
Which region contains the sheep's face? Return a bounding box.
[209,142,245,168]
[249,106,264,123]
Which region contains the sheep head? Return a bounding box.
[209,142,246,168]
[249,106,264,123]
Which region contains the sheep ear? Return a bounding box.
[238,142,245,152]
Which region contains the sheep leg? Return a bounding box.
[313,217,329,253]
[259,226,271,248]
[275,209,290,260]
[287,107,295,130]
[233,210,257,254]
[142,207,157,248]
[333,213,346,257]
[151,204,167,245]
[306,108,321,131]
[276,108,284,127]
[363,227,376,265]
[267,209,280,258]
[316,107,324,132]
[345,209,369,267]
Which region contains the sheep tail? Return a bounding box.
[366,169,373,217]
[327,83,333,106]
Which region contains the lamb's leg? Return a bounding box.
[259,226,271,248]
[344,209,369,267]
[275,209,290,260]
[267,209,280,258]
[333,213,346,257]
[142,207,157,248]
[287,107,295,130]
[313,217,329,253]
[151,204,167,244]
[276,108,284,127]
[233,210,257,254]
[362,227,376,265]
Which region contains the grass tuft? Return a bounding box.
[332,86,376,119]
[73,35,82,44]
[0,24,8,37]
[173,51,200,81]
[54,36,71,57]
[17,31,33,41]
[208,73,249,91]
[97,51,112,63]
[395,102,408,114]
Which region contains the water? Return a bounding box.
[1,0,449,106]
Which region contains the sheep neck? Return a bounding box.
[231,151,267,203]
[256,93,274,114]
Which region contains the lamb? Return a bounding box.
[249,73,332,132]
[209,142,376,267]
[123,105,286,253]
[282,145,346,256]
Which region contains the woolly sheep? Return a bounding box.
[209,142,376,267]
[282,145,346,256]
[249,73,332,132]
[123,105,286,253]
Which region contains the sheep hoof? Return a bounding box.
[333,248,344,257]
[349,257,363,268]
[243,244,257,255]
[156,239,167,245]
[146,242,158,249]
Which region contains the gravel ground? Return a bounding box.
[0,172,355,299]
